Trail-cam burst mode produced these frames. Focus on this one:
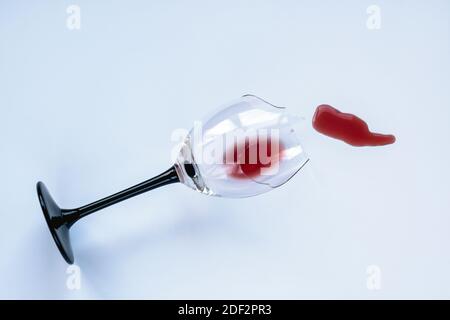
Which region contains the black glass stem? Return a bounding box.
[36,166,180,264]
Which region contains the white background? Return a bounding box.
[1,0,449,299]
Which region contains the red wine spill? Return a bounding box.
[226,137,284,179]
[312,104,396,147]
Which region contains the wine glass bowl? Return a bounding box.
[175,94,309,198]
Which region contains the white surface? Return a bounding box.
[0,0,449,299]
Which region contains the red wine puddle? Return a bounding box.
[312,104,396,147]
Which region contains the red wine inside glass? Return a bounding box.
[226,136,284,179]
